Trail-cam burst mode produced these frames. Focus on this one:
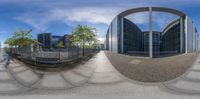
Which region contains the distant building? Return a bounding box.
[52,35,63,48]
[100,44,104,50]
[63,34,72,48]
[37,33,72,49]
[37,33,52,49]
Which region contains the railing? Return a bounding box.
[7,47,100,64]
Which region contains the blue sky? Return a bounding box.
[0,0,200,47]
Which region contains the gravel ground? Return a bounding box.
[105,52,199,82]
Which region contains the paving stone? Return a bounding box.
[15,69,40,84]
[167,80,200,91]
[8,60,17,64]
[191,65,200,70]
[0,72,11,80]
[82,62,97,68]
[164,56,200,94]
[0,65,6,71]
[94,65,115,73]
[33,69,45,75]
[73,66,94,77]
[8,63,22,68]
[62,71,87,85]
[11,66,27,73]
[0,82,23,91]
[89,72,122,84]
[186,71,200,80]
[34,73,73,89]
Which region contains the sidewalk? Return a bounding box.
[0,51,200,99]
[164,54,200,94]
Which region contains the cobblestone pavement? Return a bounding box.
[0,50,200,99]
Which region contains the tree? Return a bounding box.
[56,41,64,48]
[4,38,16,48]
[5,28,35,48]
[92,39,101,49]
[71,25,97,56]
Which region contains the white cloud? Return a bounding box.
[15,12,54,31]
[65,8,119,24]
[1,0,199,6]
[14,4,180,37]
[125,12,179,31]
[97,37,105,44]
[125,12,149,25]
[153,12,178,31]
[14,7,122,31]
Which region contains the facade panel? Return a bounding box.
[111,17,119,53]
[186,17,198,53]
[186,17,194,53]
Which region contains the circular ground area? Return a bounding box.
[105,52,199,82]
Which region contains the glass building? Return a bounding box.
[52,35,63,48]
[37,33,52,49]
[63,34,72,48]
[161,19,181,54]
[123,18,143,54]
[38,33,72,49]
[105,7,199,58]
[143,31,161,56]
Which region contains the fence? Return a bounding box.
[7,47,100,64]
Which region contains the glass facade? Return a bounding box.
[38,33,52,49]
[106,29,109,50]
[123,18,143,53]
[105,7,199,57]
[161,20,181,53]
[38,33,72,49]
[143,32,161,56]
[52,36,63,48]
[118,18,182,56]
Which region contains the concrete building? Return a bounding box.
[105,7,199,58]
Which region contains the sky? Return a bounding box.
[0,0,200,47]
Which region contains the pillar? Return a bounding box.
[149,7,153,58]
[121,17,124,53]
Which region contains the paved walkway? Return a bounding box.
[164,54,200,94]
[0,50,200,98]
[0,50,98,94]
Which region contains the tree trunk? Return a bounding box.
[83,39,85,56]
